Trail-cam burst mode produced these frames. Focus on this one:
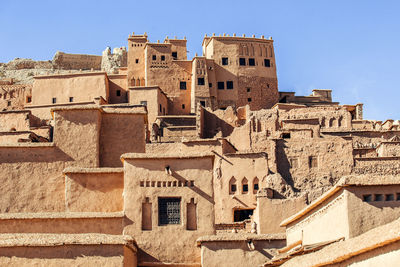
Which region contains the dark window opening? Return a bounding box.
[180,81,187,90]
[309,156,318,168]
[217,82,225,90]
[26,96,32,103]
[209,83,212,88]
[246,88,251,92]
[182,104,185,109]
[135,59,139,64]
[397,193,400,201]
[200,101,206,107]
[375,194,384,201]
[386,194,394,201]
[140,101,147,106]
[234,209,253,222]
[161,55,165,61]
[69,97,73,102]
[159,104,162,113]
[116,90,121,96]
[254,183,259,191]
[158,198,181,225]
[222,57,228,65]
[172,52,177,59]
[264,59,271,67]
[282,133,291,139]
[242,184,248,193]
[226,81,234,89]
[231,184,237,193]
[248,58,255,66]
[239,58,246,66]
[198,78,205,85]
[7,101,11,106]
[247,98,252,102]
[52,98,56,104]
[279,96,288,103]
[363,194,372,202]
[152,55,156,60]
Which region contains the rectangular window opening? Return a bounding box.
[140,101,147,106]
[200,101,206,107]
[135,59,139,64]
[239,58,246,66]
[52,97,57,104]
[222,57,228,65]
[249,58,255,66]
[152,55,156,60]
[172,52,177,59]
[246,88,251,92]
[198,78,205,85]
[247,98,252,102]
[158,198,181,225]
[226,81,234,89]
[182,104,185,109]
[180,81,187,90]
[69,97,73,103]
[374,194,384,201]
[26,96,32,103]
[264,59,271,67]
[234,209,253,222]
[386,194,394,201]
[217,82,225,90]
[209,83,212,88]
[161,55,165,61]
[116,90,121,96]
[363,194,372,202]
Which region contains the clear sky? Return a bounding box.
[1,0,399,120]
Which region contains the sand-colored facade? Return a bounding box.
[0,32,399,266]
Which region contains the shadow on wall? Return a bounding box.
[0,146,73,163]
[202,108,234,138]
[172,171,215,205]
[275,139,296,189]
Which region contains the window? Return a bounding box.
[246,88,251,92]
[209,83,212,88]
[140,101,147,106]
[226,81,233,89]
[182,104,185,109]
[247,98,252,102]
[152,55,156,60]
[198,78,205,85]
[158,198,181,225]
[289,157,298,168]
[7,101,11,106]
[135,59,139,64]
[159,104,162,113]
[363,194,372,202]
[309,156,318,168]
[229,177,237,195]
[234,209,253,222]
[180,81,187,90]
[374,194,384,201]
[222,57,228,65]
[231,184,237,193]
[282,133,291,139]
[242,178,248,194]
[397,193,400,201]
[26,96,31,103]
[161,55,165,61]
[386,194,394,201]
[52,97,56,104]
[172,52,177,59]
[248,58,255,66]
[217,82,225,90]
[200,101,206,107]
[116,90,121,96]
[69,97,73,102]
[239,58,246,66]
[264,59,271,67]
[253,177,259,192]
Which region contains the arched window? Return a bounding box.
[253,177,259,194]
[229,177,237,195]
[329,118,335,127]
[131,78,136,87]
[242,177,248,194]
[321,117,325,128]
[338,116,343,127]
[136,78,140,86]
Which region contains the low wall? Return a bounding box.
[354,157,400,175]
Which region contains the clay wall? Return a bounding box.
[52,52,102,70]
[0,244,132,267]
[0,84,31,111]
[377,142,400,157]
[346,185,400,238]
[201,106,236,138]
[0,111,30,131]
[31,73,108,106]
[254,196,307,234]
[285,189,349,246]
[99,112,146,167]
[200,238,285,267]
[108,74,128,104]
[65,171,123,212]
[127,34,147,87]
[122,155,215,265]
[354,157,400,175]
[214,153,268,223]
[166,39,188,60]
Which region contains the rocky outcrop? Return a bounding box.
[101,46,127,74]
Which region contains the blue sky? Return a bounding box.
[1,0,399,120]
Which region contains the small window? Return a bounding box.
[222,57,228,65]
[309,156,318,168]
[116,90,121,96]
[239,58,246,66]
[249,58,255,66]
[246,88,251,92]
[231,184,237,193]
[158,198,181,225]
[172,52,177,59]
[159,104,162,113]
[282,133,291,139]
[386,194,394,201]
[182,104,185,109]
[200,101,206,107]
[198,78,205,85]
[217,82,225,90]
[226,81,233,89]
[264,59,271,67]
[152,55,156,60]
[7,101,11,106]
[253,183,259,191]
[69,97,73,102]
[140,101,147,106]
[180,81,187,90]
[247,98,252,102]
[242,184,248,193]
[289,157,298,168]
[397,193,400,201]
[26,96,32,103]
[209,83,212,88]
[52,98,56,104]
[161,55,165,61]
[363,194,372,202]
[375,194,384,201]
[135,59,139,64]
